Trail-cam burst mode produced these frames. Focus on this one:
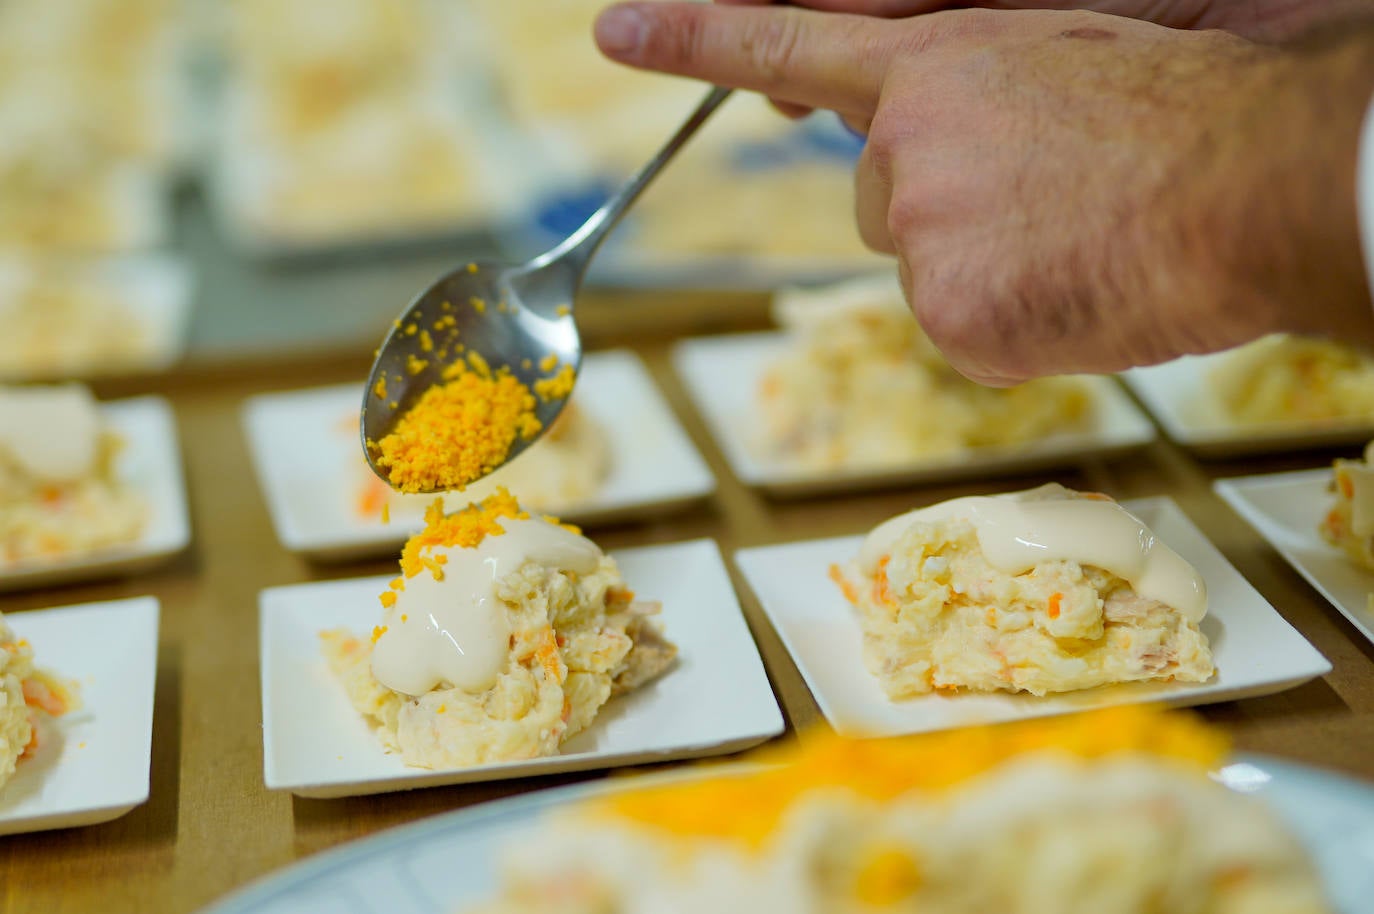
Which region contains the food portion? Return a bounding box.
[371,354,542,494]
[0,0,182,252]
[0,258,164,378]
[633,125,875,263]
[831,484,1213,698]
[1209,334,1374,428]
[0,384,147,564]
[1,613,75,791]
[469,0,875,263]
[355,401,611,521]
[757,275,1093,472]
[321,489,675,768]
[467,706,1329,914]
[1319,440,1374,571]
[216,0,485,245]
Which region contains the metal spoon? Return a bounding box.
[361,86,733,492]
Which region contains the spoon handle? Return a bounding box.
[527,86,733,279]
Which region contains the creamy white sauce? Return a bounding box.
[1341,445,1374,538]
[859,484,1207,622]
[371,517,602,696]
[0,384,100,483]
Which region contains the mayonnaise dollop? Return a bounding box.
[0,384,100,483]
[371,517,602,696]
[859,484,1207,622]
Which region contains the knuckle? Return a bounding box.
[642,5,708,70]
[743,10,802,82]
[885,190,922,247]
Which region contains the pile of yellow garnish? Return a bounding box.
[596,706,1227,849]
[378,488,579,608]
[534,364,576,401]
[371,354,542,494]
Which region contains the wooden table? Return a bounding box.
[4,292,1374,914]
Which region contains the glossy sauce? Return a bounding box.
[371,517,602,696]
[0,384,99,482]
[859,485,1207,622]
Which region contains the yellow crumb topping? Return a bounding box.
[854,845,922,906]
[373,376,387,399]
[376,489,581,607]
[466,263,478,274]
[372,355,542,493]
[538,353,559,373]
[379,489,527,607]
[419,329,434,353]
[556,304,571,317]
[470,296,486,313]
[597,706,1226,849]
[534,365,576,401]
[405,355,428,376]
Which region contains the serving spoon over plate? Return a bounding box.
[362,86,733,493]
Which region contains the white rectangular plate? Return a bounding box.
[259,538,783,797]
[736,497,1330,737]
[673,332,1157,496]
[1215,468,1374,645]
[1122,355,1374,457]
[242,350,716,561]
[0,596,159,836]
[0,396,190,591]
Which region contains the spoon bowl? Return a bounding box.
[362,87,732,494]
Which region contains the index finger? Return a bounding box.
[594,2,900,115]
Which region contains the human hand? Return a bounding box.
[594,3,1374,383]
[714,0,1374,42]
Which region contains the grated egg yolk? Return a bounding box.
[371,354,541,493]
[377,488,577,607]
[597,706,1227,850]
[534,364,576,401]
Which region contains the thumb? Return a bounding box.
[594,1,900,115]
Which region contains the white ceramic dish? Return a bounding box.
[0,396,190,592]
[0,254,193,380]
[0,596,159,836]
[202,752,1374,914]
[259,538,783,798]
[735,496,1329,737]
[1215,468,1374,645]
[673,332,1157,496]
[209,81,544,261]
[1122,355,1374,457]
[242,350,716,561]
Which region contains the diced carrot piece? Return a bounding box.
[829,564,860,605]
[22,678,66,716]
[1048,592,1063,620]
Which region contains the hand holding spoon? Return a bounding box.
[362,87,733,494]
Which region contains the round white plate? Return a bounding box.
[202,754,1374,914]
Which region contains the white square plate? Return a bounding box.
[1122,355,1374,457]
[736,497,1330,737]
[0,596,159,836]
[259,538,783,797]
[243,350,715,560]
[1215,468,1374,645]
[673,333,1157,496]
[0,396,191,592]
